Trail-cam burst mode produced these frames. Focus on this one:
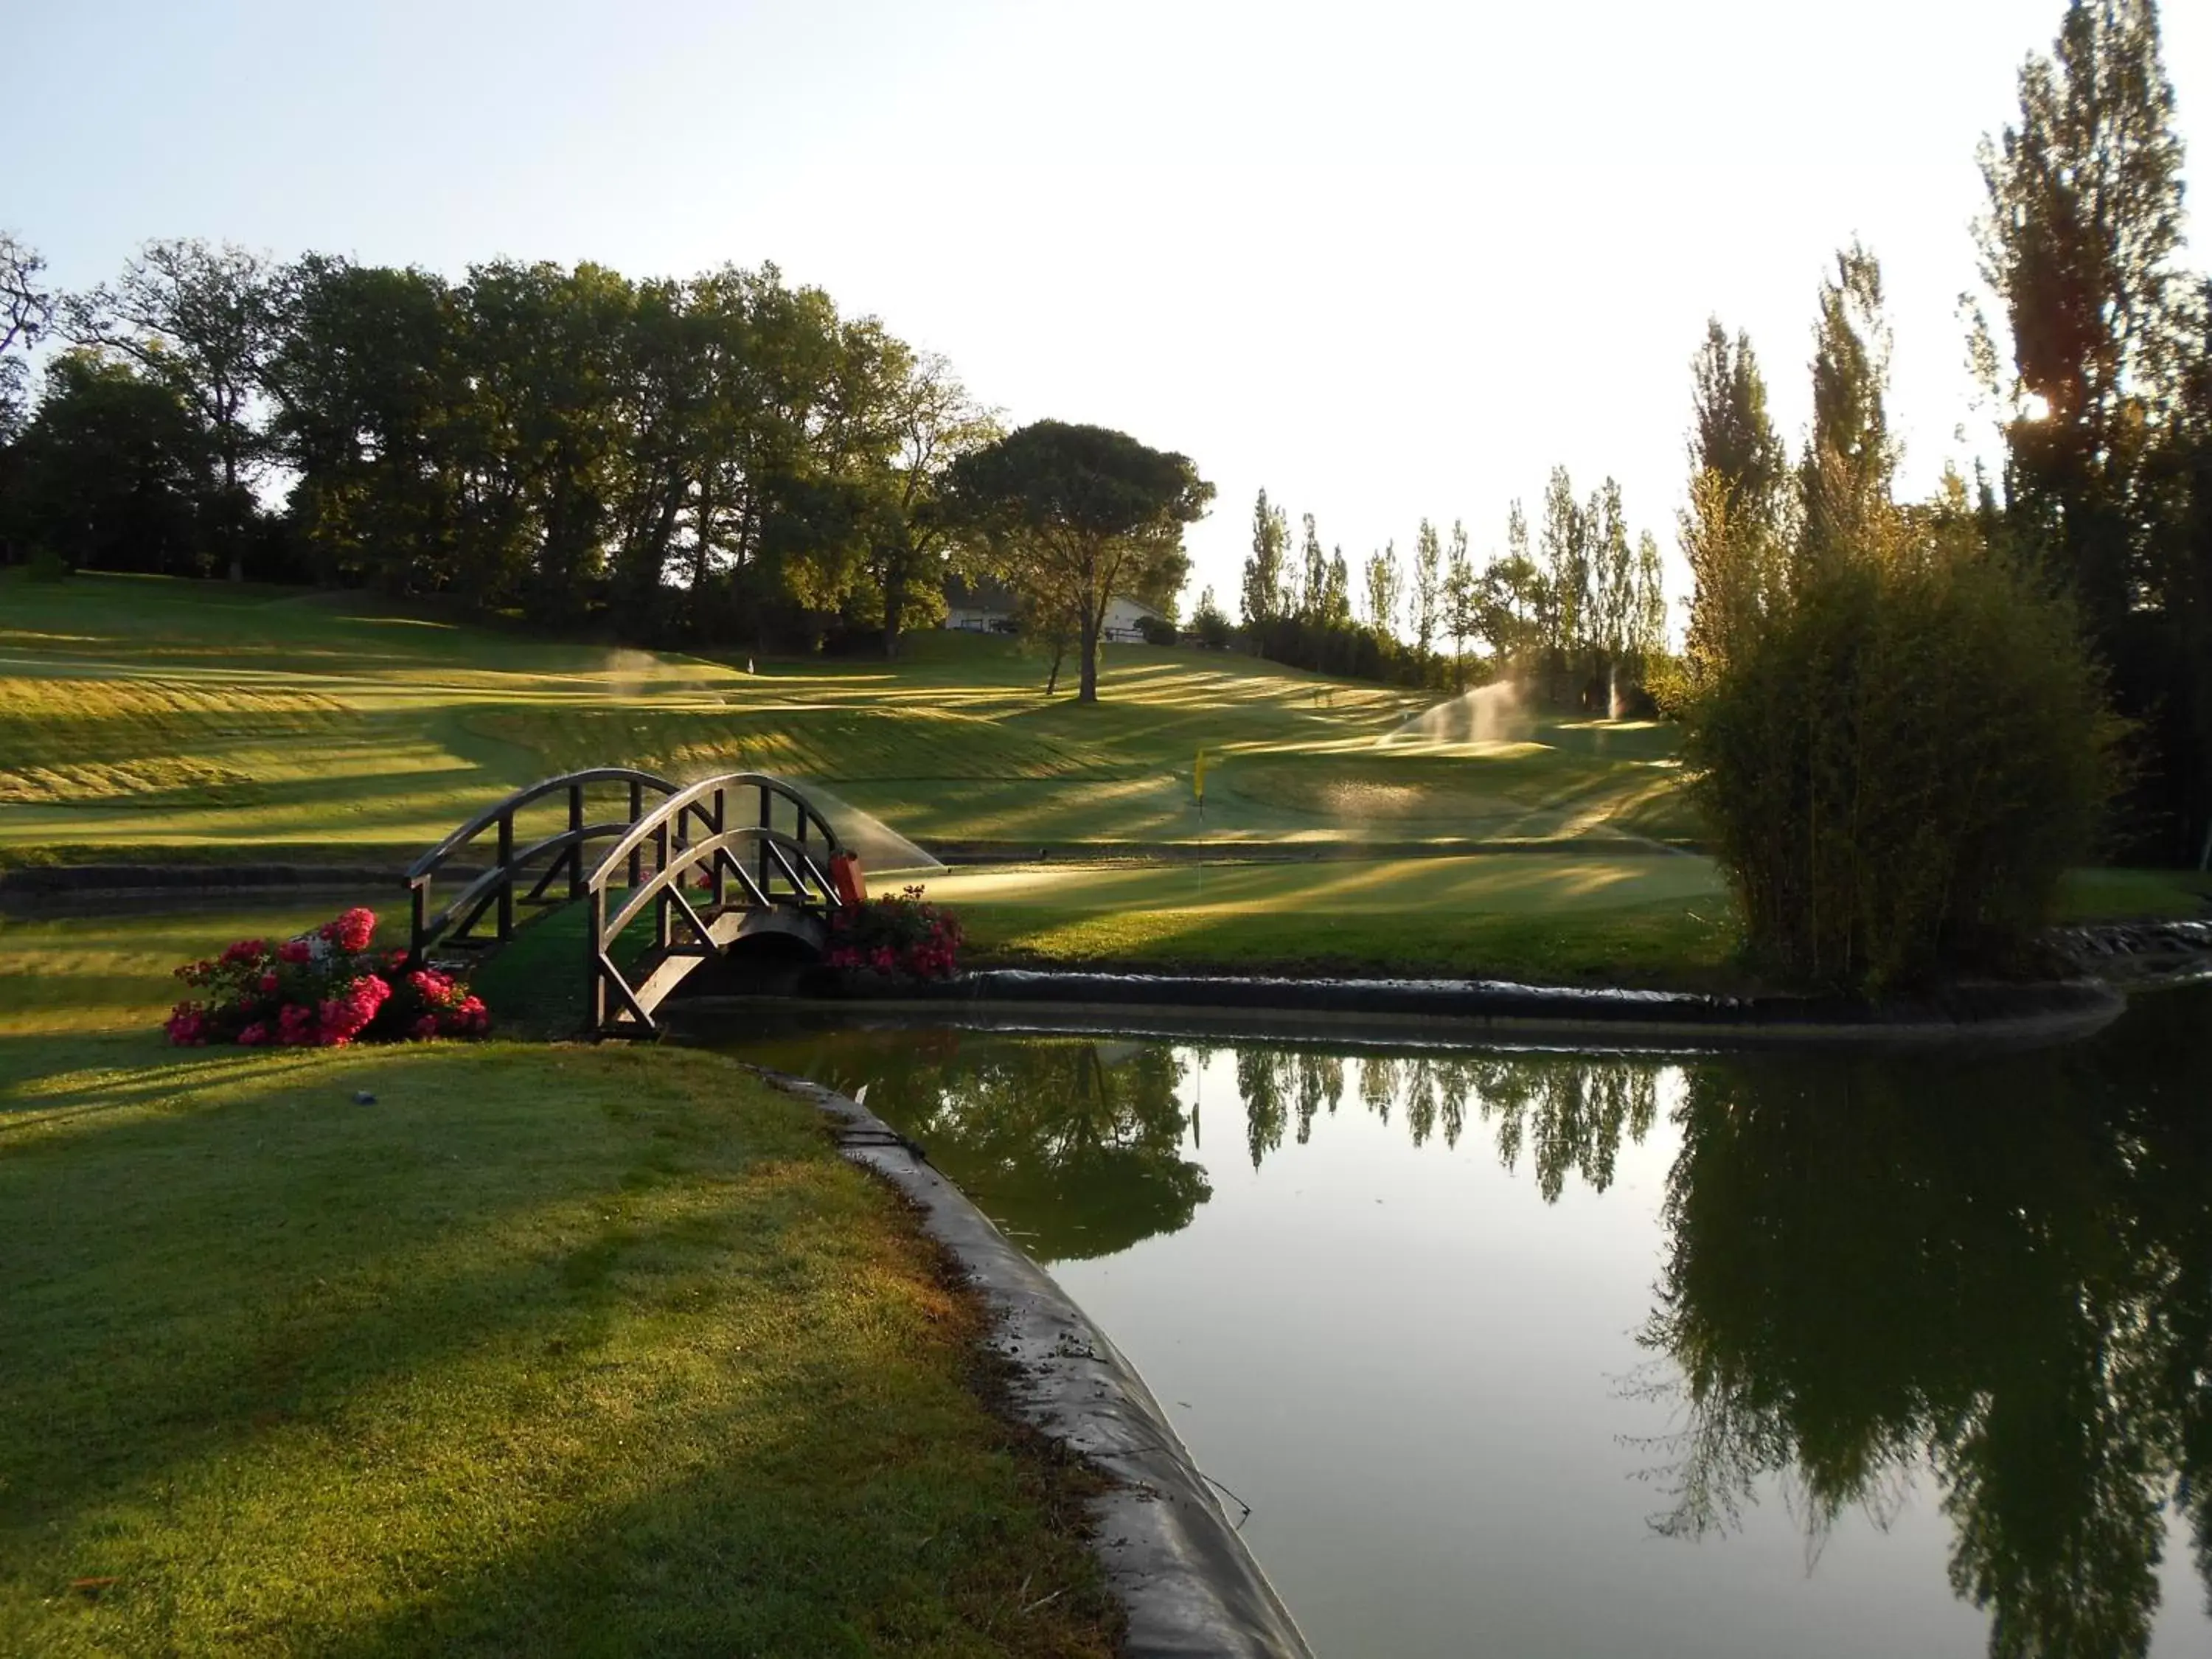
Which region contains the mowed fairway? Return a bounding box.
[0,571,1697,865]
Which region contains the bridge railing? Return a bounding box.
[583,773,846,1034]
[404,768,681,966]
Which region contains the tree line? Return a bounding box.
[0,240,1207,696]
[1672,0,2211,994]
[1683,0,2211,870]
[1223,478,1668,706]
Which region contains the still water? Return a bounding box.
[692,991,2212,1658]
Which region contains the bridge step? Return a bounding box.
[598,907,830,1037]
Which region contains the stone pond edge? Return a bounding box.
[756,1068,1316,1659]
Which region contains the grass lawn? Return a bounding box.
[0,902,1119,1657]
[928,854,1745,988]
[2053,865,2212,921]
[0,570,1694,865]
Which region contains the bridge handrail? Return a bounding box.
[583,772,843,894]
[414,818,639,945]
[597,824,836,941]
[405,767,680,885]
[581,773,846,1034]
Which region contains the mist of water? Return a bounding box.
[780,779,945,876]
[1380,679,1534,746]
[600,647,664,700]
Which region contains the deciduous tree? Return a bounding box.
[1680,321,1789,678]
[1241,489,1287,629]
[1798,243,1899,569]
[65,240,282,577]
[944,420,1211,702]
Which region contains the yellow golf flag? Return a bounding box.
[1194,747,1206,812]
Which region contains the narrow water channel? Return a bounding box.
[681,990,2212,1658]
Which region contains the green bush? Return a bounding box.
[1680,539,2119,995]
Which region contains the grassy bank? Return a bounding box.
[0,903,1119,1656]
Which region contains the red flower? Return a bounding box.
[320,908,377,953]
[277,939,311,966]
[258,972,280,994]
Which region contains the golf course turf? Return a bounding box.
[0,901,1120,1657]
[5,569,2208,1653]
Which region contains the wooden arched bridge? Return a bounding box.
[403,769,849,1037]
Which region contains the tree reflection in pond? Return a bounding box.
[1643,992,2212,1659]
[1226,1046,1660,1196]
[758,1028,1208,1262]
[715,1001,2211,1655]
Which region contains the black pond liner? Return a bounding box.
[728,967,2126,1051]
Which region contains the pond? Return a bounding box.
[682,990,2212,1658]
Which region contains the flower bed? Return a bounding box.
[164,907,490,1047]
[825,886,964,984]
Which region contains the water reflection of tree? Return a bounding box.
[1228,1048,1660,1200]
[1640,992,2212,1659]
[801,1032,1209,1263]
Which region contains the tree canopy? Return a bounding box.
[943,420,1211,702]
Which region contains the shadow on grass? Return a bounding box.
[0,1041,1117,1655]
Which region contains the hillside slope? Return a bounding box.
[0,572,1695,864]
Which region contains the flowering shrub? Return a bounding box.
[824,885,964,983]
[164,907,489,1048]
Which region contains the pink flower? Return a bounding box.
[258,972,280,994]
[412,1014,440,1039]
[277,939,311,966]
[238,1023,268,1046]
[320,908,377,953]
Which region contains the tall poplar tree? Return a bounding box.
[1412,517,1443,664]
[1975,0,2205,858]
[1540,466,1588,660]
[1324,549,1352,624]
[1364,542,1403,638]
[1798,242,1898,568]
[1444,520,1475,681]
[1974,0,2187,644]
[1298,512,1327,622]
[1680,320,1789,677]
[1242,489,1287,628]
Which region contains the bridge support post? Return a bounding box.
[587,886,607,1032]
[496,812,515,940]
[758,783,773,894]
[627,780,644,889]
[567,785,584,900]
[653,821,671,952]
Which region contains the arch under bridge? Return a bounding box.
[404,768,849,1037]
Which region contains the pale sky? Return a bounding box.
[7,0,2208,628]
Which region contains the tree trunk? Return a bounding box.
[1078,607,1102,703]
[1044,633,1066,695]
[883,565,906,659]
